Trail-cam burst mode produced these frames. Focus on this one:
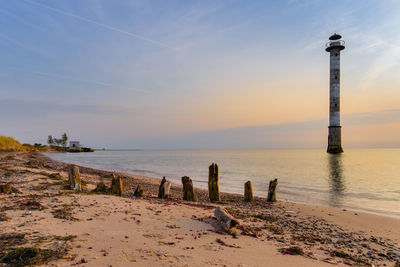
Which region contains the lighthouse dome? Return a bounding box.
[329,33,342,40]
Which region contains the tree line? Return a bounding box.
[47,133,68,147]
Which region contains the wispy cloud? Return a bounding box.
[0,98,133,117]
[24,0,171,48]
[31,70,145,93]
[356,36,400,90]
[0,33,49,58]
[2,67,146,93]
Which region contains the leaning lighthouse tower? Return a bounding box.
[326,33,345,153]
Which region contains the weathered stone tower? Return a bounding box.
[326,33,345,154]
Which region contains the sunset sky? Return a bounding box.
[1,0,400,149]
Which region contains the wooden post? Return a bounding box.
[267,178,278,202]
[208,163,221,202]
[111,174,123,196]
[181,176,195,201]
[133,185,143,197]
[244,181,254,202]
[94,181,107,193]
[158,176,171,199]
[68,166,82,191]
[214,207,239,232]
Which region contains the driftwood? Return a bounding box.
[244,181,254,202]
[158,177,171,199]
[181,176,195,201]
[214,206,239,232]
[111,174,123,196]
[267,178,278,202]
[133,185,144,197]
[208,163,221,202]
[68,166,82,191]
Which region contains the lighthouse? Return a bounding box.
[326,33,345,154]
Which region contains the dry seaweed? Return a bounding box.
[266,224,284,235]
[51,204,78,221]
[254,214,278,222]
[331,250,371,265]
[53,235,77,241]
[0,233,27,249]
[0,183,20,194]
[0,247,67,266]
[17,199,45,210]
[0,212,10,221]
[279,246,304,255]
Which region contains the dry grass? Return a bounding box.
[0,136,25,151]
[0,136,50,152]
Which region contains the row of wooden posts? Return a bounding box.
[156,162,278,203]
[68,163,278,203]
[68,165,123,196]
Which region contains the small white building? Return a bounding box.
[69,141,81,150]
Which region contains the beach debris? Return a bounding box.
[278,246,304,255]
[182,176,195,201]
[330,250,371,265]
[267,178,278,202]
[0,183,20,194]
[68,166,82,191]
[214,206,240,232]
[111,174,123,196]
[0,247,67,266]
[0,212,10,222]
[216,238,241,248]
[25,159,47,169]
[158,177,171,199]
[244,181,254,202]
[237,225,259,238]
[51,204,78,221]
[133,185,144,197]
[17,199,45,211]
[208,163,221,202]
[254,214,278,222]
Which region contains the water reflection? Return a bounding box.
[328,154,345,206]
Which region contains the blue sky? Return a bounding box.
[1,0,400,149]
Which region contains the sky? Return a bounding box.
[1,0,400,149]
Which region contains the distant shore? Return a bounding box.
[1,151,399,266]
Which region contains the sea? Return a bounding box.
[46,149,400,218]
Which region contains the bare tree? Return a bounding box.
[47,135,53,146]
[61,133,68,147]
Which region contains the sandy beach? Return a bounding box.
[1,151,399,267]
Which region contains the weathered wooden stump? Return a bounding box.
[244,181,254,202]
[68,166,82,191]
[111,174,123,196]
[181,176,195,201]
[267,178,278,202]
[94,181,107,193]
[133,185,144,197]
[158,176,171,199]
[214,206,239,232]
[208,163,221,202]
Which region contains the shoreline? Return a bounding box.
[44,151,399,219]
[1,151,399,266]
[38,151,400,238]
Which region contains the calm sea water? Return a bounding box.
[47,149,400,218]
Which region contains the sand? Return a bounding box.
[0,151,399,267]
